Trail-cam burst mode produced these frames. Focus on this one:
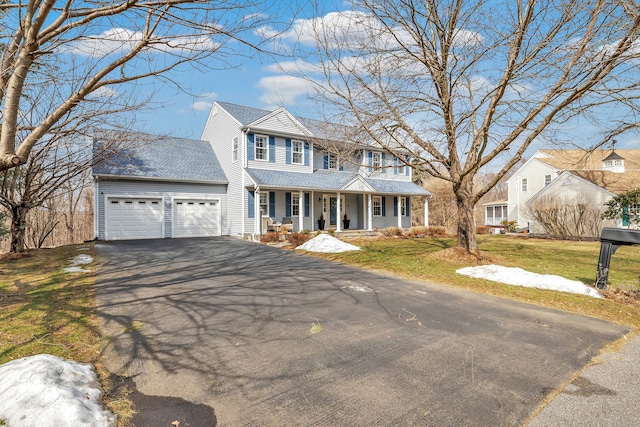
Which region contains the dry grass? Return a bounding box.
[428,246,499,264]
[0,243,134,426]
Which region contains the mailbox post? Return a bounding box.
[596,227,640,289]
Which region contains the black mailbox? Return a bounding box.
[595,227,640,289]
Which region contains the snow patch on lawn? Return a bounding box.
[63,266,91,273]
[456,264,601,298]
[296,234,361,253]
[0,354,115,427]
[71,254,93,265]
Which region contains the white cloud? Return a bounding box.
[67,28,219,57]
[191,100,213,112]
[264,59,322,74]
[257,75,316,107]
[88,86,120,99]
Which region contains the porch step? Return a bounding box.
[333,230,380,240]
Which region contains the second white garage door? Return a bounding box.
[173,199,221,238]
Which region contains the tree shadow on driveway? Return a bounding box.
[96,237,628,426]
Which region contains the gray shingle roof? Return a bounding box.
[245,168,430,195]
[93,131,227,183]
[217,102,272,126]
[217,101,342,141]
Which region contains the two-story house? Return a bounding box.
[92,102,430,240]
[202,102,430,238]
[504,149,640,234]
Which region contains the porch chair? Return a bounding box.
[282,217,293,233]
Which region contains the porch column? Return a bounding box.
[397,195,402,229]
[255,189,262,234]
[336,192,342,232]
[367,194,373,231]
[424,196,429,227]
[311,191,315,230]
[298,190,304,232]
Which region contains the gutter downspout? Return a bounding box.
[252,184,260,242]
[242,128,247,238]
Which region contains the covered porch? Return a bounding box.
[244,168,431,236]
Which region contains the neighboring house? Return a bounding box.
[92,102,430,241]
[93,132,228,240]
[201,101,431,238]
[506,149,640,233]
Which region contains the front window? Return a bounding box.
[259,192,268,216]
[232,137,238,162]
[292,193,300,216]
[401,197,407,216]
[292,141,303,164]
[521,178,528,192]
[397,160,405,175]
[544,174,551,186]
[372,152,382,170]
[373,196,382,216]
[255,135,268,161]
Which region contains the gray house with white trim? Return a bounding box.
[92,102,430,240]
[202,101,430,238]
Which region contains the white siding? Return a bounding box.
[252,110,308,136]
[202,107,245,236]
[507,158,557,228]
[96,179,227,240]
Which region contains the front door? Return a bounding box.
[329,197,337,225]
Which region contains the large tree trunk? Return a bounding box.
[10,204,29,253]
[455,179,478,252]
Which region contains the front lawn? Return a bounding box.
[310,235,640,330]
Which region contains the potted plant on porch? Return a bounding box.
[343,213,350,229]
[317,213,325,230]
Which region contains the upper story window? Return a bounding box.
[372,152,382,170]
[544,174,551,186]
[232,137,238,162]
[521,178,528,192]
[325,152,337,169]
[255,135,268,161]
[373,196,382,216]
[292,140,303,164]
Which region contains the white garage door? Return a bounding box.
[106,198,163,240]
[174,199,221,238]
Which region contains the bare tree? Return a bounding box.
[298,0,640,251]
[0,0,287,170]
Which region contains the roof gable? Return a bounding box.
[341,175,375,192]
[247,108,312,137]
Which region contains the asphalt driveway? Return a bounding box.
[95,237,627,427]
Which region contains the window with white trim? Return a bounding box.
[292,193,300,216]
[373,196,382,216]
[326,152,337,169]
[259,192,268,216]
[521,178,528,192]
[397,160,405,175]
[372,152,382,170]
[255,135,268,161]
[544,174,551,186]
[232,137,238,162]
[401,197,407,216]
[292,140,303,164]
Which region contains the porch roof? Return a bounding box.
[245,168,430,196]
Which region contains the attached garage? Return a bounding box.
[173,199,221,238]
[93,132,228,241]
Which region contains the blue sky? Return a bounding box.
[116,1,638,152]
